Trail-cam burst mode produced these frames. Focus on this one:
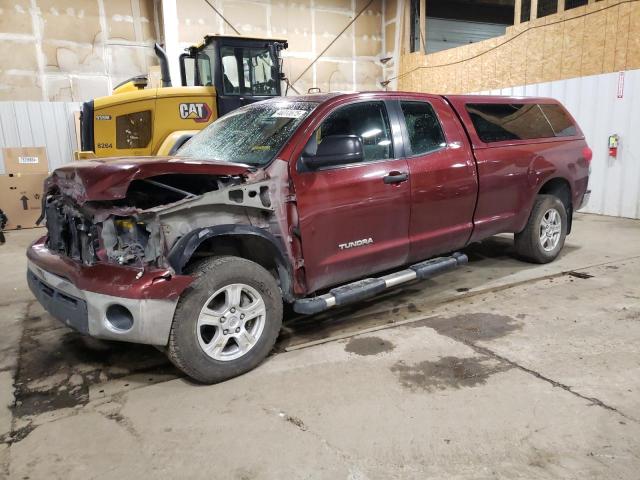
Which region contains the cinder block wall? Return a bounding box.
[0,0,160,102]
[397,0,640,93]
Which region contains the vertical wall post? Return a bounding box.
[161,0,181,87]
[558,0,566,13]
[419,0,427,53]
[514,0,522,24]
[402,0,411,54]
[530,0,539,20]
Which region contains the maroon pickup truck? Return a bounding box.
[27,92,591,383]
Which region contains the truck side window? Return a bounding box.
[400,101,446,155]
[317,102,393,163]
[465,103,577,143]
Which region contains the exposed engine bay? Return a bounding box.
[43,168,282,271]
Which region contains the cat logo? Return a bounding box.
[179,103,212,123]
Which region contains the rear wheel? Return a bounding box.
[514,194,567,264]
[167,256,283,384]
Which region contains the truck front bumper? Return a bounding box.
[27,238,193,346]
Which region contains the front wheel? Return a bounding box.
[514,194,568,264]
[167,256,283,384]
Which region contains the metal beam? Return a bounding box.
[530,0,539,20]
[514,0,522,23]
[419,0,427,53]
[161,0,181,86]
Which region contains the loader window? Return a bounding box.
[221,48,240,94]
[182,56,196,86]
[220,46,278,96]
[181,53,212,87]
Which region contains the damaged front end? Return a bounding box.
[41,159,291,281]
[27,157,296,346]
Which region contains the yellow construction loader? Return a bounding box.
[76,35,288,159]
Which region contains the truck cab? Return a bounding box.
[78,35,288,159]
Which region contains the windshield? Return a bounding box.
[178,101,317,165]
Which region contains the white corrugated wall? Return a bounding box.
[0,102,81,174]
[477,69,640,219]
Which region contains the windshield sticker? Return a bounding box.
[272,109,307,119]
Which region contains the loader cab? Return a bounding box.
[179,35,288,117]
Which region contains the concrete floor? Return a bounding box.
[1,213,639,479]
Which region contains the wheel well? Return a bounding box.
[538,178,573,233]
[186,234,293,301]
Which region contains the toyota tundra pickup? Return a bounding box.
[27,92,591,383]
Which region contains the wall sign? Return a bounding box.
[617,72,625,99]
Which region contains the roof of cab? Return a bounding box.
[444,94,561,104]
[261,91,563,106]
[192,34,288,49]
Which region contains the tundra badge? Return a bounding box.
[338,238,373,250]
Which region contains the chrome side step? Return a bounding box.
[293,252,468,315]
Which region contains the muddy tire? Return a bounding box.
[514,194,567,264]
[167,256,283,384]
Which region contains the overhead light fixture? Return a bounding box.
[380,80,391,87]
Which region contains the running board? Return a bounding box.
[293,252,468,315]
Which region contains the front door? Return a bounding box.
[292,101,411,293]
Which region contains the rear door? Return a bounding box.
[291,100,411,293]
[393,96,478,261]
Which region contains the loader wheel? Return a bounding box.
[167,256,283,384]
[514,194,567,264]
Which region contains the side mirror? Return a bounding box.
[301,134,364,170]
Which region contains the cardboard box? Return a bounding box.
[0,173,47,230]
[2,147,49,175]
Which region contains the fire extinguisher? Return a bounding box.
[608,134,619,158]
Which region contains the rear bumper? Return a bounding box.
[577,189,591,210]
[27,238,194,346]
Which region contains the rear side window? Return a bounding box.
[539,104,578,137]
[400,101,446,155]
[466,103,577,143]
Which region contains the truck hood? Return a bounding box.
[48,156,253,203]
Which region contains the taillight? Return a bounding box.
[582,146,593,167]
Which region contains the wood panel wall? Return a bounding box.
[397,0,640,93]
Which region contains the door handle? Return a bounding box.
[383,171,409,184]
